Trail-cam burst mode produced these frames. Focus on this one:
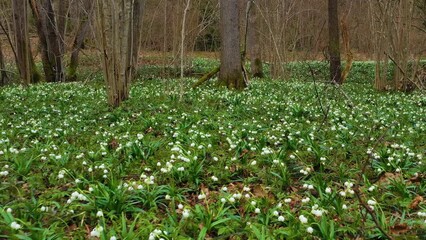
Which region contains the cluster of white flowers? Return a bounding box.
[10,221,22,230]
[148,228,167,240]
[311,204,325,217]
[339,181,355,197]
[67,191,87,204]
[0,164,9,176]
[300,167,312,175]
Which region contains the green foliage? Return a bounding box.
[0,69,425,238]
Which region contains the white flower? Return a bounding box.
[96,210,104,217]
[198,194,206,200]
[306,226,314,233]
[367,199,377,206]
[211,176,218,181]
[6,208,12,213]
[368,186,376,192]
[342,204,348,210]
[10,221,21,230]
[90,226,103,237]
[229,197,235,203]
[299,215,308,224]
[182,209,190,218]
[110,236,117,240]
[278,215,285,222]
[284,198,292,203]
[273,211,279,216]
[255,208,261,214]
[221,198,226,203]
[325,187,332,194]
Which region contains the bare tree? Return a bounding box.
[328,0,342,84]
[68,0,95,81]
[219,0,246,89]
[29,0,64,82]
[12,0,40,85]
[96,0,142,107]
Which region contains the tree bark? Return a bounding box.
[247,0,263,78]
[219,0,245,90]
[96,0,139,108]
[0,40,9,85]
[128,0,145,80]
[12,0,40,85]
[68,0,95,81]
[57,0,68,57]
[328,0,342,84]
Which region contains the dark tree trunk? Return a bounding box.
[247,0,263,78]
[219,0,246,89]
[328,0,342,84]
[30,0,64,82]
[68,0,95,81]
[12,0,41,85]
[127,0,145,80]
[43,0,64,82]
[0,40,9,85]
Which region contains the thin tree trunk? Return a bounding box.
[129,0,145,79]
[0,40,9,85]
[68,0,95,81]
[247,0,263,78]
[57,0,69,58]
[12,0,40,85]
[180,0,191,79]
[219,0,245,89]
[328,0,342,84]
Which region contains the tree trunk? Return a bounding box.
[96,0,138,108]
[42,0,64,82]
[30,0,64,82]
[57,0,68,58]
[328,0,342,84]
[247,0,263,78]
[12,0,41,85]
[219,0,245,90]
[128,0,145,79]
[68,0,95,81]
[0,40,9,85]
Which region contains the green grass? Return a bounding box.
[0,75,425,239]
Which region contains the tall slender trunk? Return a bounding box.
[247,0,263,78]
[57,0,68,58]
[328,0,342,84]
[0,40,9,85]
[12,0,40,85]
[68,0,95,81]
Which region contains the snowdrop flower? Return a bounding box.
[299,215,308,224]
[255,208,261,214]
[342,204,348,210]
[178,204,184,209]
[368,186,376,192]
[301,197,310,203]
[90,226,103,237]
[10,221,21,230]
[278,215,285,222]
[182,209,190,219]
[7,208,12,213]
[367,199,377,206]
[251,201,256,206]
[306,226,314,234]
[221,198,226,203]
[96,210,104,217]
[325,187,332,194]
[211,176,218,181]
[273,211,279,216]
[110,236,117,240]
[251,161,257,166]
[198,193,206,200]
[284,198,292,203]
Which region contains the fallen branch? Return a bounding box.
[192,66,220,89]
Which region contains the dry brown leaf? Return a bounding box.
[253,185,268,198]
[409,195,424,210]
[390,223,410,235]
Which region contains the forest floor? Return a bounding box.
[0,71,425,239]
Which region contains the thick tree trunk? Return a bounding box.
[57,0,68,57]
[247,0,263,78]
[12,0,41,85]
[128,0,145,79]
[29,0,64,82]
[219,0,245,90]
[68,0,95,81]
[328,0,342,84]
